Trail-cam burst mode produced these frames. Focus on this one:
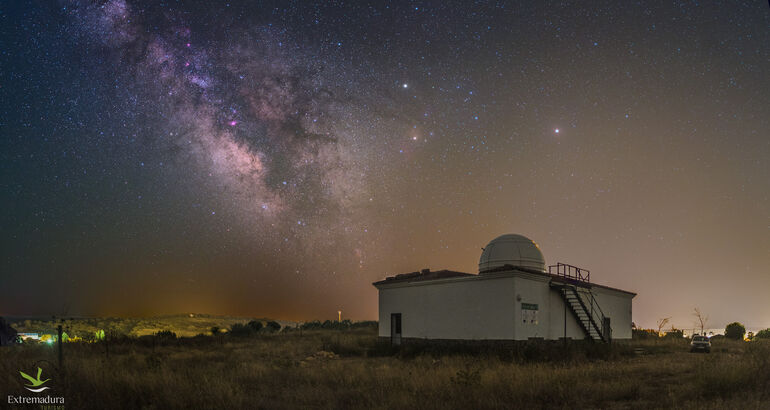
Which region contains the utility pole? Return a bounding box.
[57,324,63,373]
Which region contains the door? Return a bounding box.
[390,313,402,345]
[603,317,612,342]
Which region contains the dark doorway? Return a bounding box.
[390,313,402,345]
[603,317,612,342]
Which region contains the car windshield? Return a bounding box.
[693,336,707,341]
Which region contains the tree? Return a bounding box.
[0,317,18,346]
[656,317,671,336]
[247,320,263,332]
[265,321,281,332]
[693,308,708,335]
[724,322,746,340]
[755,328,770,339]
[210,326,220,336]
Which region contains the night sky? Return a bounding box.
[2,1,768,330]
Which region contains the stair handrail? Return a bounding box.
[548,262,590,282]
[552,281,609,342]
[576,287,607,339]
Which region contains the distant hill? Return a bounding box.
[8,314,291,338]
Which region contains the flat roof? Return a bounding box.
[372,269,474,286]
[373,266,636,296]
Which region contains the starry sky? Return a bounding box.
[1,1,768,330]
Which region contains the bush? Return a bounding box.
[663,329,683,339]
[351,320,378,329]
[299,319,372,331]
[247,320,263,332]
[265,321,281,332]
[228,323,254,337]
[725,322,746,340]
[754,328,770,339]
[155,330,177,339]
[632,328,658,340]
[210,326,220,336]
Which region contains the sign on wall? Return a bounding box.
[521,302,539,325]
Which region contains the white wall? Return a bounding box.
[590,287,634,339]
[546,285,589,340]
[377,271,635,341]
[378,275,516,340]
[511,275,565,340]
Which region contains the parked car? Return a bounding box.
[690,335,711,353]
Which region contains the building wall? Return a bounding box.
[511,274,584,340]
[378,276,517,340]
[377,271,635,341]
[590,287,634,339]
[546,285,590,340]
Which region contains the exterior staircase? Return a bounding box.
[551,283,609,342]
[548,263,609,342]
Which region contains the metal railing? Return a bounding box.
[575,287,607,340]
[548,262,590,283]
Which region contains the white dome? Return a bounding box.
[478,234,546,273]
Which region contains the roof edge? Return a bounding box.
[373,266,636,296]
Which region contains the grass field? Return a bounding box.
[2,327,769,409]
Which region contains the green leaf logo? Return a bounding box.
[19,367,51,392]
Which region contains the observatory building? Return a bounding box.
[373,234,635,343]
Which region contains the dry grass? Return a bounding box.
[1,329,768,409]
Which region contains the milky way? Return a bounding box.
[69,0,370,231]
[2,1,769,327]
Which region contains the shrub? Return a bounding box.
[725,322,746,340]
[632,328,658,340]
[247,320,263,332]
[754,328,770,339]
[297,320,376,332]
[229,323,254,337]
[350,320,378,329]
[663,329,683,339]
[451,367,482,387]
[300,320,321,330]
[155,330,177,339]
[210,326,220,335]
[265,321,281,332]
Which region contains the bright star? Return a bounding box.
[402,83,408,89]
[555,128,560,133]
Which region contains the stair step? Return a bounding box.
[556,285,607,343]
